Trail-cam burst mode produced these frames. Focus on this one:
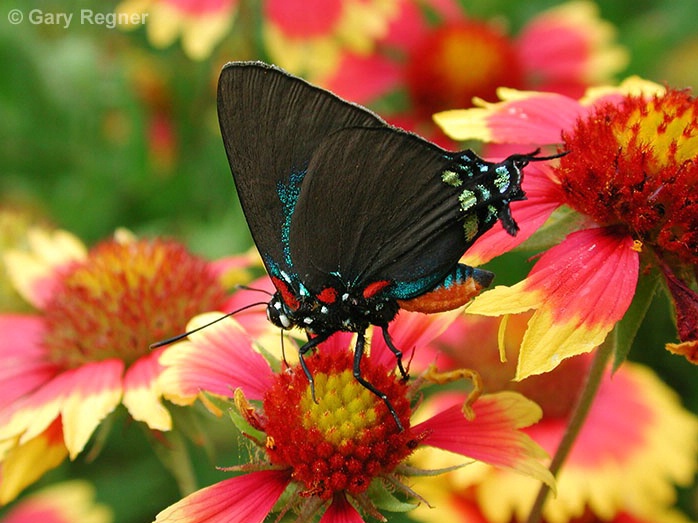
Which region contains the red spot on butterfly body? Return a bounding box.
[317,287,339,304]
[362,280,391,299]
[271,276,300,310]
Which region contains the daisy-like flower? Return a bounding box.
[0,228,245,503]
[116,0,238,60]
[1,480,112,523]
[155,309,555,522]
[410,314,698,523]
[263,0,399,81]
[434,78,698,377]
[323,0,627,141]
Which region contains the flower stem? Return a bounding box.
[153,428,199,496]
[524,335,615,523]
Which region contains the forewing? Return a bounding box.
[289,126,469,297]
[216,62,386,275]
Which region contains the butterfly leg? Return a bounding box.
[298,332,330,403]
[353,331,404,431]
[380,327,408,381]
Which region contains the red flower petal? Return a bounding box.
[415,392,554,486]
[0,315,60,411]
[265,0,342,37]
[325,53,403,104]
[470,228,639,378]
[435,90,587,145]
[319,493,365,523]
[154,469,291,523]
[159,316,274,402]
[0,359,123,458]
[122,348,172,431]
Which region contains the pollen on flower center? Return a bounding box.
[299,369,382,443]
[262,349,418,499]
[405,21,523,116]
[555,89,698,264]
[42,238,227,369]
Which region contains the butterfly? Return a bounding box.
[217,61,560,429]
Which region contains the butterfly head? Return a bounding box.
[267,294,295,330]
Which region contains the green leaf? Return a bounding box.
[367,480,418,513]
[200,390,236,415]
[226,400,267,443]
[518,205,586,253]
[613,268,662,370]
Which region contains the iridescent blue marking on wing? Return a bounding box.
[440,264,491,289]
[277,171,306,267]
[385,272,445,300]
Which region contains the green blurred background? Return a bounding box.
[0,0,696,521]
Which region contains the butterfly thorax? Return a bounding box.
[266,279,400,336]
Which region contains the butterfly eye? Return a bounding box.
[267,298,292,329]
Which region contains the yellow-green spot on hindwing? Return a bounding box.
[441,169,462,187]
[462,213,480,242]
[459,189,477,212]
[493,166,511,193]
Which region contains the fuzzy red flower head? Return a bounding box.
[405,20,522,117]
[42,237,226,368]
[261,349,419,500]
[556,89,698,266]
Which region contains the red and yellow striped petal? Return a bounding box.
[159,314,275,406]
[410,361,697,523]
[117,0,237,61]
[154,469,290,523]
[122,348,172,431]
[434,88,586,144]
[434,77,664,147]
[0,315,60,410]
[0,360,123,459]
[3,229,86,309]
[0,419,68,505]
[468,228,639,379]
[414,391,554,488]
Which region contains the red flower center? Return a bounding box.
[42,238,227,369]
[262,349,418,499]
[404,20,523,116]
[555,90,698,265]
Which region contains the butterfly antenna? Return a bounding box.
[525,149,570,162]
[235,283,273,296]
[149,301,267,349]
